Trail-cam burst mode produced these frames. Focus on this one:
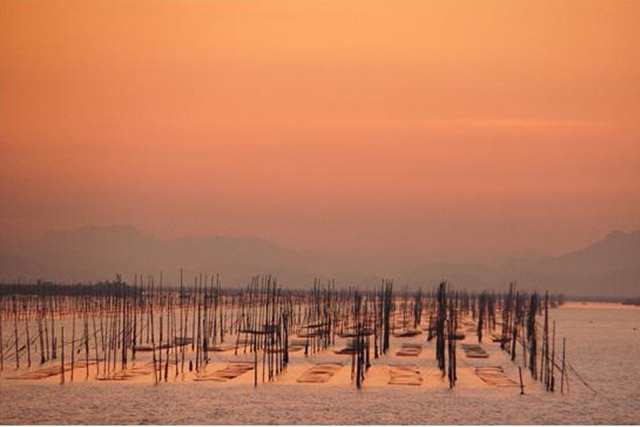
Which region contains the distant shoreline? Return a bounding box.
[562,300,640,309]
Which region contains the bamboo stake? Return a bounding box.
[60,326,65,385]
[519,366,525,395]
[25,313,31,367]
[71,310,76,381]
[13,296,19,369]
[561,337,566,395]
[0,312,4,370]
[37,308,45,365]
[84,310,90,380]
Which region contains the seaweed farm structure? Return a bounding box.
[0,274,577,395]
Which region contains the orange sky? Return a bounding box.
[1,0,639,260]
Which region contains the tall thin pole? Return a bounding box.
[60,327,65,385]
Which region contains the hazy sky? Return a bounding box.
[1,0,639,261]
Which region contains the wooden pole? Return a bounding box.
[60,326,65,385]
[37,309,45,365]
[13,296,19,369]
[84,310,90,380]
[70,311,76,381]
[51,305,56,359]
[25,314,32,367]
[0,312,4,370]
[561,337,566,395]
[519,366,525,395]
[92,312,100,376]
[551,320,556,392]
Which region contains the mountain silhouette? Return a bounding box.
[1,225,638,298]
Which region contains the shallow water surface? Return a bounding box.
[1,305,638,424]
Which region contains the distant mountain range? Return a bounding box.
[1,225,638,298]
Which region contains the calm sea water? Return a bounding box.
[0,304,638,424]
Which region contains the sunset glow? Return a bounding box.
[2,0,639,259]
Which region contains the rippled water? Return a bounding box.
[1,304,638,424]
